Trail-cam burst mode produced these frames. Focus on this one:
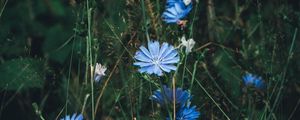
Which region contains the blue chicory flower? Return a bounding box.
[175,104,201,120]
[134,41,180,76]
[166,102,200,120]
[243,73,265,89]
[150,85,191,106]
[162,0,193,24]
[60,113,83,120]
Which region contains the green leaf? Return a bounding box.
[0,58,45,91]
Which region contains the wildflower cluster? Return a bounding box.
[59,0,267,117]
[132,0,200,119]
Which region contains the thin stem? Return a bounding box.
[94,51,125,115]
[137,77,143,119]
[268,28,297,119]
[81,94,90,114]
[181,53,187,87]
[189,61,198,92]
[104,20,134,58]
[207,0,216,41]
[288,99,300,120]
[0,0,8,20]
[172,76,176,120]
[202,63,239,110]
[158,79,172,120]
[86,0,94,119]
[186,66,231,120]
[189,1,199,38]
[141,0,150,42]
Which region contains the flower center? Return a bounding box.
[152,57,160,65]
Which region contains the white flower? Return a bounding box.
[94,63,107,82]
[183,0,192,6]
[180,36,195,54]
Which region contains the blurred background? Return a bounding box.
[0,0,300,119]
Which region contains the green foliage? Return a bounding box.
[0,58,45,91]
[50,0,66,16]
[213,50,242,99]
[43,25,73,64]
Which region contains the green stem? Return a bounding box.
[268,28,298,119]
[202,63,239,110]
[186,67,230,119]
[181,54,187,87]
[189,2,199,38]
[141,0,150,42]
[189,61,198,92]
[86,0,94,119]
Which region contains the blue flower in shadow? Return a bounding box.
[243,73,265,89]
[60,113,83,120]
[150,85,191,106]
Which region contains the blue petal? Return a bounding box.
[151,90,165,105]
[71,114,77,120]
[161,56,179,64]
[148,41,160,58]
[138,65,155,73]
[162,7,180,23]
[75,114,83,120]
[177,105,200,120]
[164,7,178,17]
[159,65,172,72]
[178,7,192,19]
[162,50,178,61]
[178,0,188,9]
[254,78,265,88]
[151,85,192,107]
[166,0,176,7]
[135,51,152,62]
[162,11,176,18]
[134,62,153,67]
[94,74,102,82]
[160,45,175,59]
[174,3,184,14]
[139,46,153,59]
[66,115,70,120]
[153,65,163,76]
[243,74,254,85]
[160,64,177,72]
[159,43,170,58]
[163,18,178,23]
